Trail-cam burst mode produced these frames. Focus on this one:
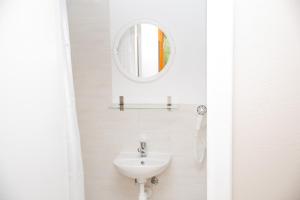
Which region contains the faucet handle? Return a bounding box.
[140,141,146,149]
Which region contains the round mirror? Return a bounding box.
[114,23,173,81]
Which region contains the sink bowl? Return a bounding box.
[113,152,171,181]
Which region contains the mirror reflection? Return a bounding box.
[116,23,171,79]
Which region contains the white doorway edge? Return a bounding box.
[207,0,234,199]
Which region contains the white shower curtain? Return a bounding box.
[0,0,84,199]
[59,1,85,200]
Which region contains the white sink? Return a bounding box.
[113,152,171,181]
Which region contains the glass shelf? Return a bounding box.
[109,104,179,110]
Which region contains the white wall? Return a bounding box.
[68,1,207,200]
[233,0,300,199]
[110,0,206,104]
[0,0,76,200]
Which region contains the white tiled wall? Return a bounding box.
[68,1,206,199]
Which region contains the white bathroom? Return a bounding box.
[1,0,300,200]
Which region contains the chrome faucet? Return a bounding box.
[137,141,147,157]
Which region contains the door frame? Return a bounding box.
[207,0,234,199]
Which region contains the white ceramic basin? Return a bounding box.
[113,152,171,181]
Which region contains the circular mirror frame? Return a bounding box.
[112,19,176,83]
